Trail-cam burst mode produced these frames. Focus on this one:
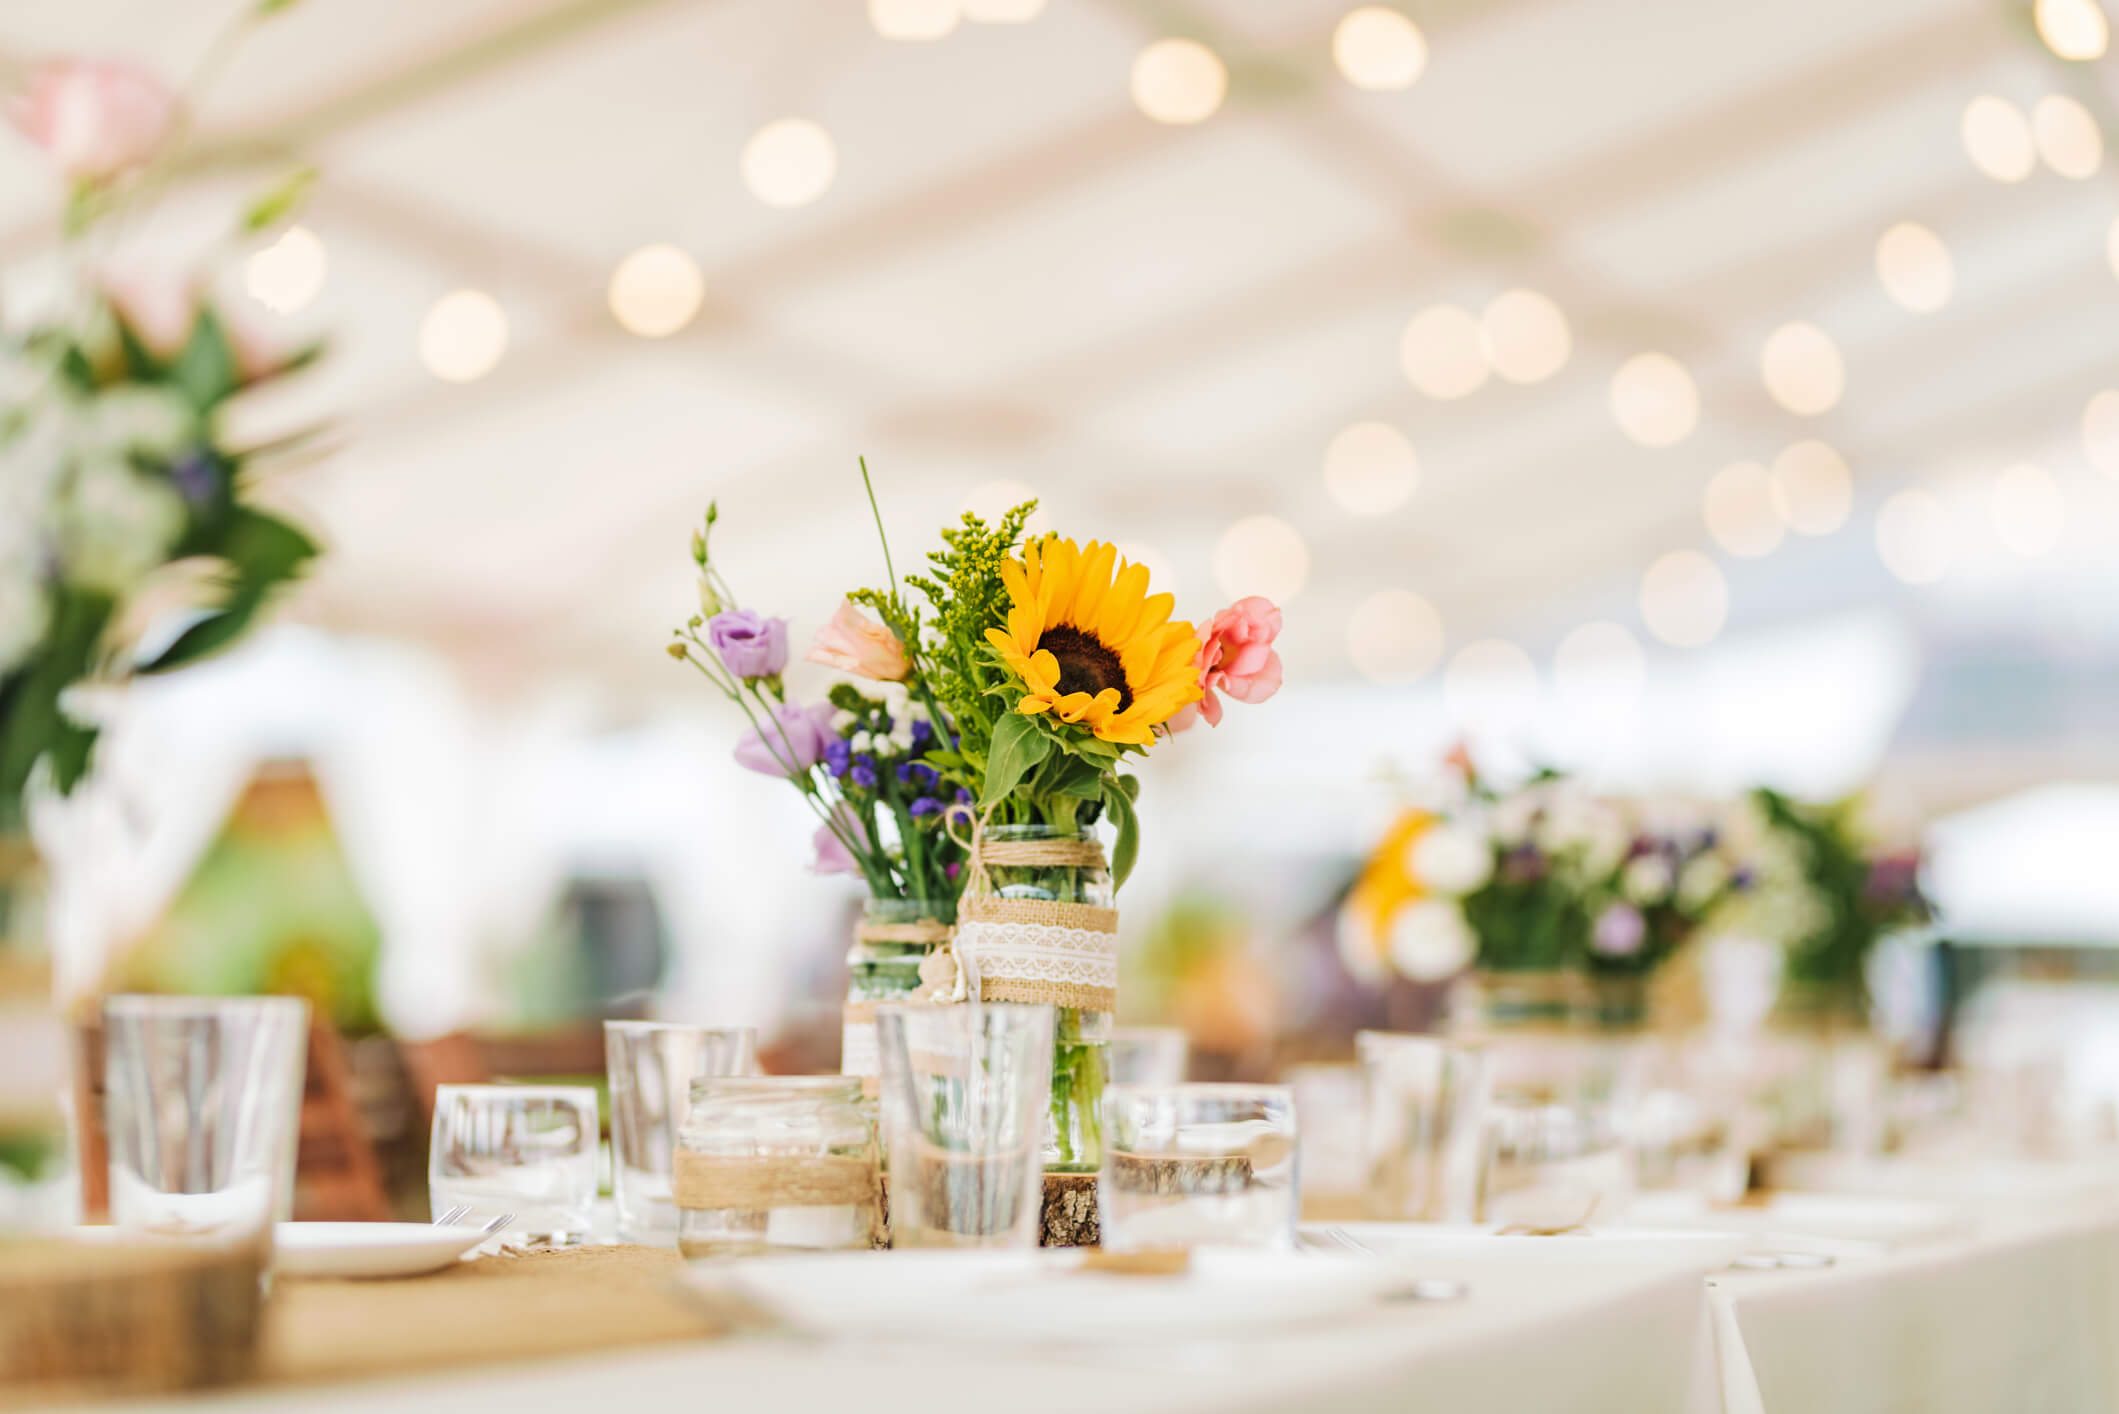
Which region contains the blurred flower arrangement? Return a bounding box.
[1721,788,1931,1022]
[1339,760,1754,1031]
[0,3,323,1204]
[670,463,1282,1172]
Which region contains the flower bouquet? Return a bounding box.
[0,33,323,1223]
[672,466,1281,1180]
[1576,801,1752,1029]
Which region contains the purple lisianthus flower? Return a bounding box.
[1592,902,1647,958]
[824,738,851,777]
[707,609,790,680]
[850,758,878,789]
[811,805,868,876]
[910,796,941,818]
[732,701,836,778]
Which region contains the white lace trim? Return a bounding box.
[954,918,1119,997]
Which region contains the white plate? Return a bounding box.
[1621,1191,1964,1249]
[272,1222,489,1278]
[688,1248,1406,1342]
[1305,1222,1752,1271]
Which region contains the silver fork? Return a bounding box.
[434,1204,472,1227]
[478,1212,516,1239]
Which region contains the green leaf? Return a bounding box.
[0,589,114,806]
[1050,755,1108,801]
[1115,773,1141,801]
[169,307,238,413]
[138,508,317,674]
[1102,777,1140,891]
[979,709,1049,810]
[254,0,305,14]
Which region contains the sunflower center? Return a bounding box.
[1037,625,1133,712]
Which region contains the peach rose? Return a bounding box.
[805,600,909,682]
[1189,596,1282,727]
[11,60,177,183]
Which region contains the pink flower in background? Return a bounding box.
[733,700,837,778]
[811,805,869,876]
[10,60,177,183]
[101,274,196,357]
[1189,596,1283,727]
[806,601,909,681]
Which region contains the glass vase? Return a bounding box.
[843,897,954,1092]
[980,824,1111,1176]
[0,834,72,1234]
[1758,980,1887,1157]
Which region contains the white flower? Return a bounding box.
[80,386,197,461]
[1492,791,1540,847]
[889,710,916,750]
[1387,898,1476,982]
[871,735,898,760]
[1622,854,1676,905]
[906,700,930,722]
[1335,907,1390,986]
[850,730,873,752]
[1677,853,1730,912]
[1406,822,1493,895]
[0,563,50,674]
[57,455,184,595]
[830,709,858,733]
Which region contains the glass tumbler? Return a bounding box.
[675,1076,879,1258]
[1356,1031,1491,1222]
[1100,1083,1299,1250]
[102,994,309,1244]
[605,1022,757,1243]
[429,1084,599,1245]
[1108,1026,1189,1087]
[876,1002,1053,1249]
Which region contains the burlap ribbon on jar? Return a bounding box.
[672,1150,879,1211]
[915,820,1118,1014]
[841,915,952,1088]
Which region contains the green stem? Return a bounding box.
[858,455,897,599]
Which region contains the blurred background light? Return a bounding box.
[1610,352,1698,446]
[741,119,837,208]
[2033,94,2103,178]
[964,0,1044,19]
[1875,490,1954,585]
[1769,440,1852,535]
[2083,389,2119,477]
[1442,638,1538,728]
[1552,620,1646,703]
[1478,289,1570,385]
[1991,463,2065,557]
[963,479,1039,526]
[1639,550,1728,647]
[1962,96,2036,182]
[1346,589,1443,684]
[1131,39,1228,125]
[1322,421,1418,515]
[1213,514,1309,601]
[244,225,327,315]
[870,0,960,40]
[607,244,704,338]
[1400,304,1488,399]
[1760,321,1845,416]
[2035,0,2110,59]
[1702,461,1785,558]
[418,289,507,383]
[1874,222,1953,313]
[1115,540,1175,593]
[1332,6,1427,91]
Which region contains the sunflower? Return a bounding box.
[984,535,1200,746]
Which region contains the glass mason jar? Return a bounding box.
[843,898,954,1089]
[1758,980,1886,1156]
[0,833,71,1235]
[675,1076,880,1258]
[981,824,1111,1175]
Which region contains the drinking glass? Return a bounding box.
[1480,1095,1633,1230]
[1107,1026,1189,1086]
[875,1003,1053,1249]
[429,1084,599,1244]
[1357,1030,1490,1223]
[1100,1083,1298,1250]
[103,995,309,1243]
[605,1022,757,1243]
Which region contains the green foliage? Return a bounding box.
[241,166,317,232]
[1754,788,1927,999]
[1461,870,1591,972]
[979,708,1047,809]
[138,508,319,674]
[0,1129,60,1184]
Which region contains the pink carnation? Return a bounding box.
[1188,596,1283,728]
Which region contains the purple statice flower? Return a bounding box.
[1592,902,1647,958]
[1729,865,1757,892]
[849,758,878,790]
[910,717,934,747]
[823,738,852,778]
[898,761,938,791]
[954,787,973,805]
[910,796,942,818]
[169,448,217,508]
